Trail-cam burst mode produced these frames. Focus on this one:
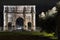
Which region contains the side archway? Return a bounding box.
[8,22,12,31]
[28,22,32,30]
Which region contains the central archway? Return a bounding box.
[16,17,24,30]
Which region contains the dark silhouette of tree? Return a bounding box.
[56,1,60,37]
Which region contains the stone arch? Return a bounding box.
[8,22,12,31]
[8,22,12,27]
[28,22,32,29]
[16,17,24,29]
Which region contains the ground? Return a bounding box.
[0,31,58,40]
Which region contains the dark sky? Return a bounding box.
[0,0,59,26]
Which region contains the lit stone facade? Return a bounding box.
[3,5,36,31]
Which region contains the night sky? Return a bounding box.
[0,0,60,27]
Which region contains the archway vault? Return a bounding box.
[16,17,24,29]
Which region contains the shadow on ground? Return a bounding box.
[0,35,53,40]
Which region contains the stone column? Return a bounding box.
[33,13,36,31]
[23,7,26,30]
[12,6,17,30]
[31,7,36,31]
[12,13,16,30]
[31,13,34,31]
[5,7,8,31]
[31,7,33,31]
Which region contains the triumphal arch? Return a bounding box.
[3,5,36,31]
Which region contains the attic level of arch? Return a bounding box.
[4,6,35,14]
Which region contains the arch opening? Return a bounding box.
[16,17,24,30]
[28,22,32,30]
[8,22,12,31]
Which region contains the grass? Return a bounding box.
[0,31,58,39]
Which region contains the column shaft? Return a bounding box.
[5,7,8,31]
